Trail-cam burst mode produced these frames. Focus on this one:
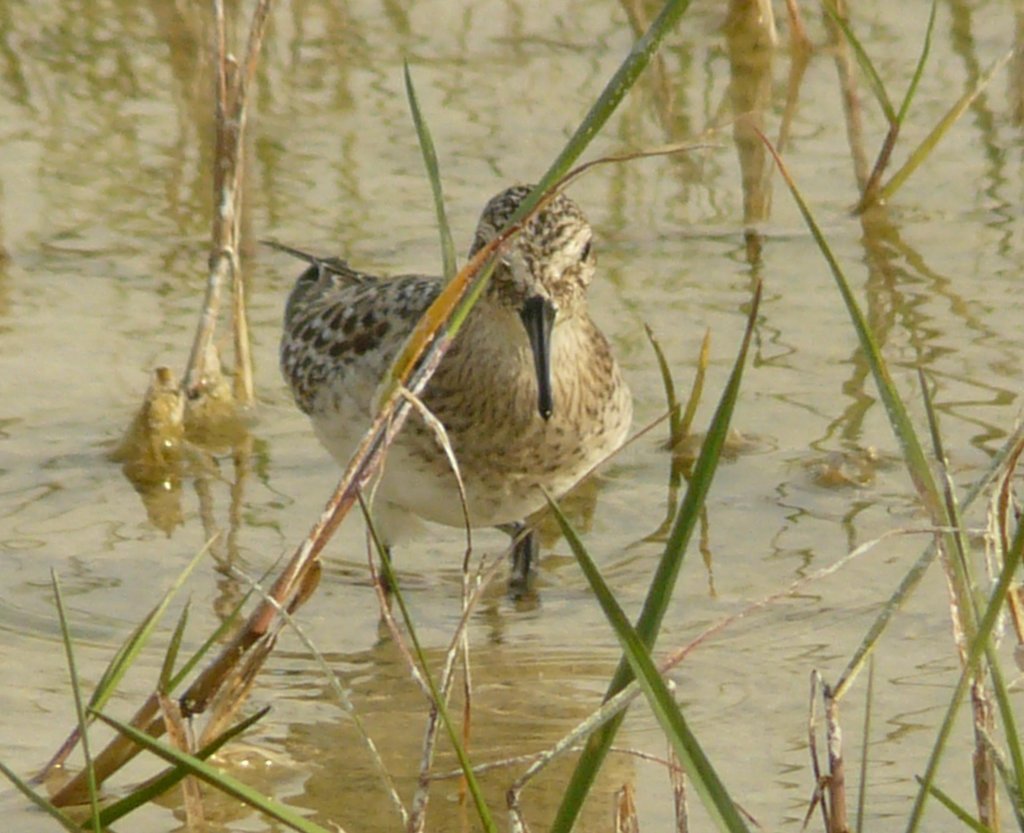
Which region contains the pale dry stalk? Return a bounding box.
[183,0,271,406]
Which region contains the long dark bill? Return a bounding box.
[519,295,557,420]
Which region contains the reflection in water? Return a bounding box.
[274,639,635,833]
[111,366,187,534]
[2,1,1024,831]
[725,0,776,238]
[111,358,257,623]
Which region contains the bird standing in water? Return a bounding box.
[280,185,632,591]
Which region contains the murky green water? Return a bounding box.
[1,1,1022,830]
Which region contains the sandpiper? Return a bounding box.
[279,185,632,589]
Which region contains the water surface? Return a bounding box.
[1,1,1022,830]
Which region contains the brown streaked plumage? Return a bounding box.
[279,185,632,590]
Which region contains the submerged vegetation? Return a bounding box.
[0,0,1022,832]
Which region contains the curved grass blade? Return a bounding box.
[645,323,682,448]
[404,62,457,282]
[919,370,978,609]
[760,135,939,513]
[167,579,253,691]
[905,515,1024,832]
[93,709,332,833]
[855,658,874,833]
[97,706,270,827]
[986,656,1024,829]
[551,280,760,833]
[679,329,711,440]
[525,0,694,212]
[546,493,749,833]
[893,0,937,124]
[91,538,212,714]
[158,600,191,692]
[821,0,895,122]
[52,571,101,833]
[916,369,1023,809]
[757,132,987,700]
[880,48,1014,205]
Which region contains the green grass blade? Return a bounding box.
[644,323,682,448]
[359,495,497,833]
[512,0,694,224]
[880,48,1014,204]
[0,759,79,832]
[917,778,995,833]
[546,493,749,833]
[855,658,874,833]
[159,600,191,692]
[762,137,938,512]
[894,0,937,123]
[834,544,936,701]
[813,377,1021,705]
[679,329,711,440]
[97,706,270,827]
[986,654,1024,825]
[93,709,329,833]
[167,581,253,691]
[551,281,760,833]
[905,514,1024,832]
[760,133,988,699]
[821,0,895,123]
[404,62,457,282]
[90,538,212,712]
[919,370,978,610]
[52,571,101,833]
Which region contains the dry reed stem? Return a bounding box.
[615,783,639,833]
[666,682,689,833]
[232,265,254,404]
[406,552,505,832]
[806,671,830,830]
[990,422,1024,659]
[970,679,998,827]
[824,686,849,833]
[249,565,412,826]
[157,692,204,827]
[355,396,504,833]
[928,385,1001,827]
[783,0,811,51]
[183,0,271,405]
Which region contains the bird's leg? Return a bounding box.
[377,544,396,596]
[500,521,538,596]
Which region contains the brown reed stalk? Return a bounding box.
[824,684,849,833]
[615,783,640,833]
[182,0,270,408]
[157,692,204,826]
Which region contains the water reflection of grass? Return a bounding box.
[3,0,1023,832]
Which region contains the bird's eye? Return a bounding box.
[580,239,592,261]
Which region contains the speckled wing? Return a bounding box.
[280,261,442,419]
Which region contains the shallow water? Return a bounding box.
[1,0,1022,830]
